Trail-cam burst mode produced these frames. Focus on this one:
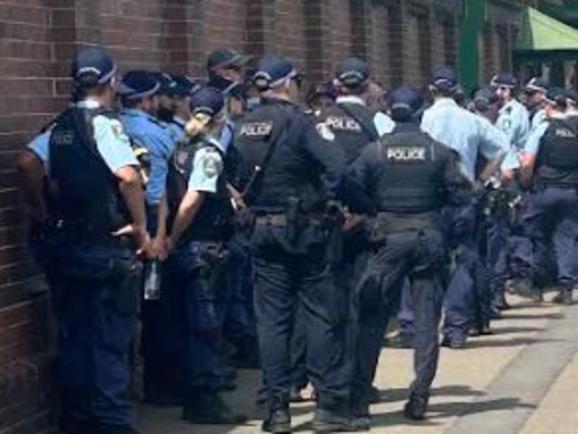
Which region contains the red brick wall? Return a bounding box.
[1,1,518,432]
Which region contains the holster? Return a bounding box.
[197,243,227,301]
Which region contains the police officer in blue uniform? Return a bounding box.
[317,56,380,400]
[163,87,247,424]
[516,88,578,305]
[19,47,149,434]
[166,74,199,141]
[116,70,181,405]
[234,54,363,433]
[421,67,508,348]
[524,77,549,132]
[350,87,472,422]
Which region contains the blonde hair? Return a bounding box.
[185,112,213,137]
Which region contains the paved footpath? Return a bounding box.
[136,294,578,434]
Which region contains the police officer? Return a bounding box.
[350,87,472,422]
[117,70,180,405]
[19,47,148,434]
[421,67,508,348]
[516,87,578,305]
[492,72,531,172]
[234,54,363,433]
[524,77,549,131]
[321,56,379,164]
[166,74,199,141]
[307,81,337,114]
[163,87,247,424]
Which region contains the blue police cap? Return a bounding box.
[253,54,297,90]
[474,86,498,104]
[170,74,200,97]
[388,86,424,121]
[431,66,458,91]
[524,77,548,94]
[71,47,117,87]
[190,87,225,117]
[117,70,160,100]
[491,72,517,88]
[308,81,338,101]
[335,57,370,88]
[544,87,568,107]
[207,48,250,72]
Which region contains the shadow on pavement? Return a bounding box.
[369,397,534,429]
[464,336,562,349]
[490,326,546,334]
[501,312,564,321]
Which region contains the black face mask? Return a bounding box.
[157,105,174,123]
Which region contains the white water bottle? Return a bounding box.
[144,261,162,300]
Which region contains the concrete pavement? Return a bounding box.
[136,294,578,434]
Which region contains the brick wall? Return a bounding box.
[0,0,521,432]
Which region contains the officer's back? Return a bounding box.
[318,57,378,165]
[352,87,471,219]
[235,58,344,218]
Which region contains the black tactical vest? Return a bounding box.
[535,117,578,187]
[235,100,324,210]
[166,137,233,244]
[376,131,448,213]
[319,102,378,164]
[48,106,129,232]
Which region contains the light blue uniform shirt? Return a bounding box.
[530,108,547,132]
[27,99,137,174]
[421,98,508,182]
[495,99,530,150]
[120,108,175,206]
[374,111,395,136]
[188,138,225,193]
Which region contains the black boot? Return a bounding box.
[552,288,573,305]
[182,392,247,425]
[312,408,369,432]
[404,394,429,421]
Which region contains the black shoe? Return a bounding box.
[93,424,141,434]
[312,408,368,432]
[182,393,247,425]
[262,408,291,433]
[403,395,429,421]
[552,289,573,305]
[531,290,544,303]
[388,333,414,349]
[470,322,492,337]
[441,335,466,349]
[289,386,306,403]
[510,278,534,297]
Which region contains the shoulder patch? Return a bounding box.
[198,148,223,178]
[316,122,336,142]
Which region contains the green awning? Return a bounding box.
[515,6,578,59]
